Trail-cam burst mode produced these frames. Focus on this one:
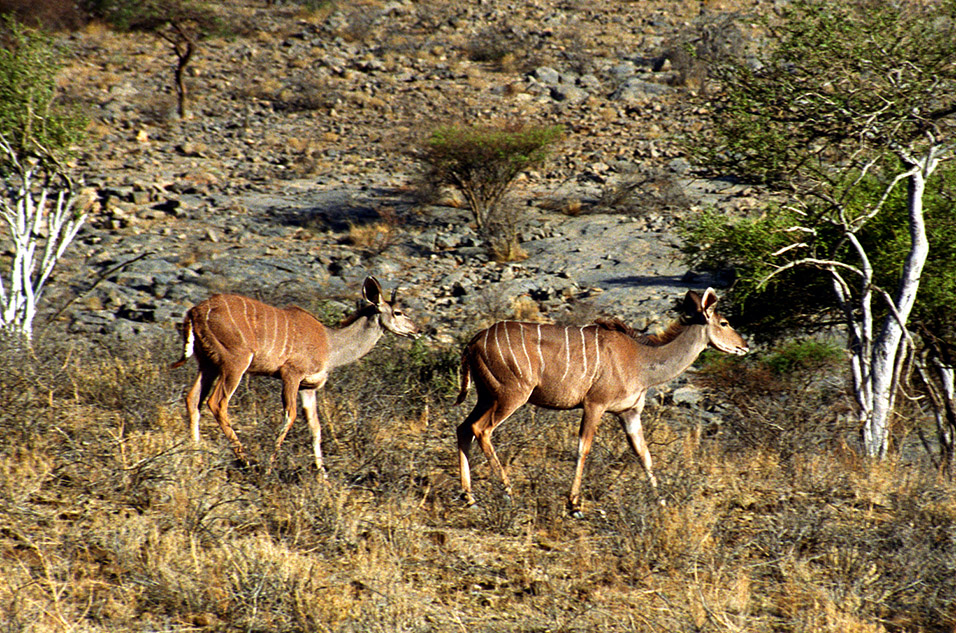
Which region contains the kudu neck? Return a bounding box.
[326,310,384,369]
[639,323,709,386]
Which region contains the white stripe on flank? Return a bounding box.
[536,324,544,374]
[281,306,289,356]
[274,309,280,357]
[223,300,245,346]
[247,300,258,358]
[494,323,506,369]
[519,324,531,380]
[593,327,600,376]
[580,327,588,377]
[561,326,571,381]
[504,323,523,378]
[260,310,278,357]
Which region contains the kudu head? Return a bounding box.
[362,276,420,339]
[682,288,748,356]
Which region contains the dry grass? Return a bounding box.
[1,331,954,632]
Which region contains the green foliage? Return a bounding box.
[683,0,956,352]
[0,17,85,172]
[680,206,835,337]
[83,0,204,31]
[763,338,842,375]
[693,0,956,187]
[697,337,840,379]
[424,124,562,187]
[684,162,956,342]
[417,123,563,254]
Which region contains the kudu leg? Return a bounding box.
[207,354,253,466]
[185,365,217,444]
[458,399,527,505]
[618,406,659,490]
[456,411,481,506]
[568,403,605,516]
[299,388,327,476]
[267,375,302,473]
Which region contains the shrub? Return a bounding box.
[0,16,85,174]
[695,340,851,457]
[0,0,87,30]
[415,123,563,259]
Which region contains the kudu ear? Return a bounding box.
[701,287,719,317]
[362,276,386,307]
[682,290,703,315]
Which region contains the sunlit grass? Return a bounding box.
[0,331,953,632]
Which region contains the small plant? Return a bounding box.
[595,169,689,216]
[415,123,562,259]
[346,206,402,255]
[763,338,842,375]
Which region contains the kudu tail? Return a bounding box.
[169,316,195,369]
[454,351,471,406]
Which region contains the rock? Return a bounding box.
[611,78,671,101]
[550,84,589,104]
[57,0,759,350]
[531,66,560,85]
[673,385,704,407]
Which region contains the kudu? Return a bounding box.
[171,276,419,471]
[454,288,748,515]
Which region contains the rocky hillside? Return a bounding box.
[49,0,766,345]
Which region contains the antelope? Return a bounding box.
[171,276,419,472]
[454,288,748,516]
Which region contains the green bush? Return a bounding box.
[0,16,85,172]
[416,123,563,259]
[763,338,842,375]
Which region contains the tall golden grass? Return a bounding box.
[1,332,953,632]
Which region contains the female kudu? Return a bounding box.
[455,288,748,515]
[171,276,419,472]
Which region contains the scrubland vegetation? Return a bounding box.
[2,329,954,632]
[1,0,954,631]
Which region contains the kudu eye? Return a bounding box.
[719,320,729,327]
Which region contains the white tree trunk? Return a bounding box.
[0,148,85,343]
[860,155,934,457]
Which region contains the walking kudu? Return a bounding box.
[455,288,748,515]
[171,276,419,472]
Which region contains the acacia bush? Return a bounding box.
[415,123,563,261]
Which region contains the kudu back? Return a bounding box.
[455,288,747,515]
[171,276,419,471]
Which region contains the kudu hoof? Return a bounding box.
[232,457,258,472]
